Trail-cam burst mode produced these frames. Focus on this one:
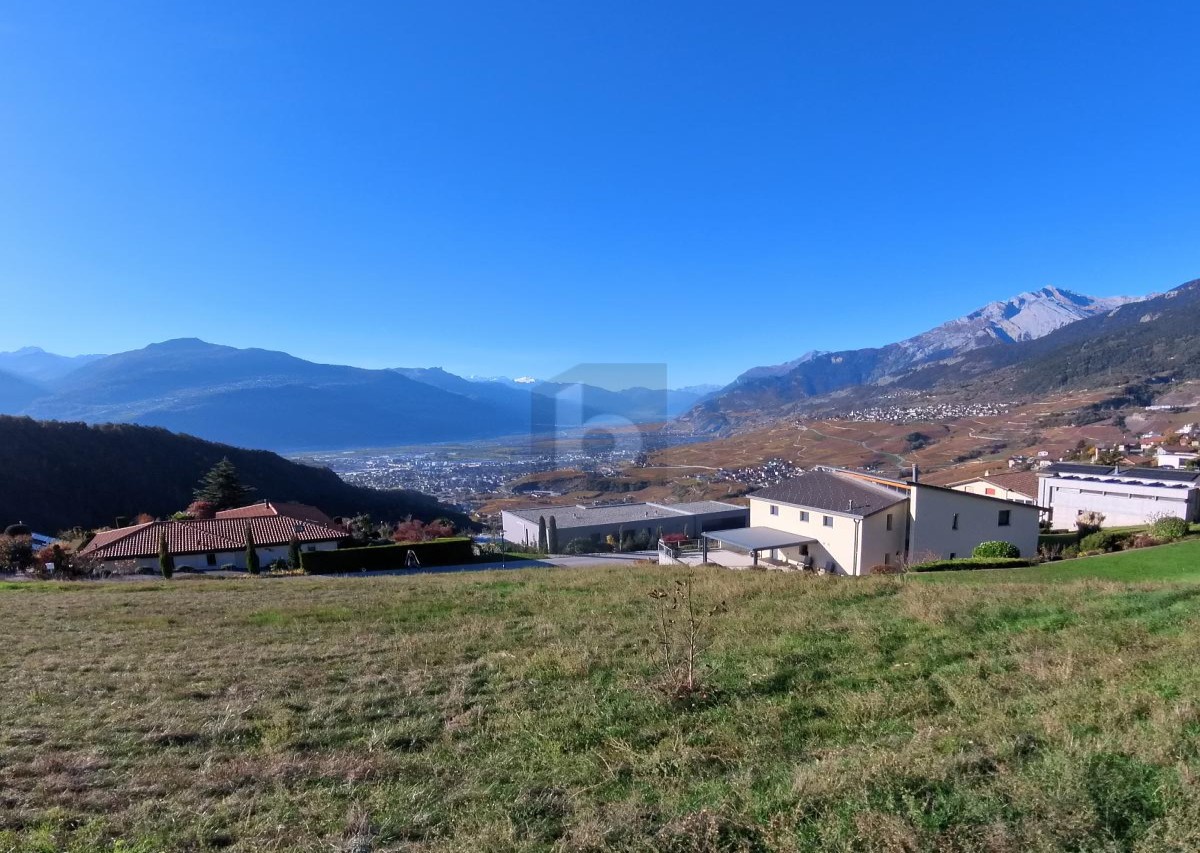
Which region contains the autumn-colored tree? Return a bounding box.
[425,518,456,539]
[185,500,216,519]
[393,517,427,543]
[134,513,155,525]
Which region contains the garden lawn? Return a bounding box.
[2,563,1200,851]
[920,537,1200,585]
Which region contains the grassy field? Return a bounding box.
[3,562,1200,851]
[922,538,1200,585]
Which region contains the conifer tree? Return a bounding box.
[288,534,302,570]
[537,516,548,553]
[194,457,254,511]
[245,524,261,575]
[547,516,559,553]
[158,529,174,579]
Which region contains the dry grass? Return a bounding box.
[2,566,1199,851]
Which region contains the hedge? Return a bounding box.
[300,538,473,574]
[908,557,1034,573]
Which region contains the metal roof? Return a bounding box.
[1042,463,1200,485]
[751,470,908,517]
[703,527,816,552]
[504,500,746,530]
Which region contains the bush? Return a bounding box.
[1079,530,1128,554]
[1149,515,1190,542]
[300,538,473,574]
[1127,533,1163,550]
[973,540,1021,559]
[563,538,597,555]
[908,557,1033,573]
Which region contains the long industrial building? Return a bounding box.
[501,500,748,550]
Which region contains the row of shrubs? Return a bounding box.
[299,538,474,574]
[1077,516,1191,556]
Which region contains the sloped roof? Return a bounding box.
[751,470,908,517]
[949,470,1039,499]
[81,515,347,560]
[215,501,335,525]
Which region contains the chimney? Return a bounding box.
[911,464,919,483]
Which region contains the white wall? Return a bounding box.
[749,497,887,576]
[910,486,1039,559]
[952,480,1035,504]
[1038,477,1199,528]
[102,540,338,573]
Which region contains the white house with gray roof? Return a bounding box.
[699,467,1040,575]
[501,500,747,550]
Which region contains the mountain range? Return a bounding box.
[684,285,1154,430]
[6,281,1195,449]
[0,341,709,451]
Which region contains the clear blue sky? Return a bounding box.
[2,2,1198,387]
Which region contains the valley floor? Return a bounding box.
[2,560,1199,851]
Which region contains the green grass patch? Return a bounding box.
[921,537,1200,585]
[2,562,1200,850]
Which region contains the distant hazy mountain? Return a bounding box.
[0,346,106,384]
[0,370,45,412]
[400,370,712,421]
[19,339,521,451]
[687,285,1144,429]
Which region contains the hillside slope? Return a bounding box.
[0,415,466,532]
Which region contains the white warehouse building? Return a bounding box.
[1037,463,1200,528]
[502,500,748,551]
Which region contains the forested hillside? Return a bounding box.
[0,416,467,533]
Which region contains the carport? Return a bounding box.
[701,527,816,567]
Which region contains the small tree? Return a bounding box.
[648,574,727,707]
[393,517,427,543]
[194,457,254,511]
[244,524,261,575]
[1076,511,1105,540]
[537,516,548,553]
[158,529,175,579]
[288,534,302,570]
[547,516,559,553]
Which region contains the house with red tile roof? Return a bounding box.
[214,500,336,526]
[80,505,347,573]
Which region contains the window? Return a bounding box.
[949,552,956,559]
[886,513,893,531]
[998,509,1011,527]
[951,513,959,530]
[985,487,996,496]
[823,515,834,528]
[799,511,809,522]
[769,504,779,516]
[206,552,216,566]
[883,553,891,565]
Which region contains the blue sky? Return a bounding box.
[2,2,1198,387]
